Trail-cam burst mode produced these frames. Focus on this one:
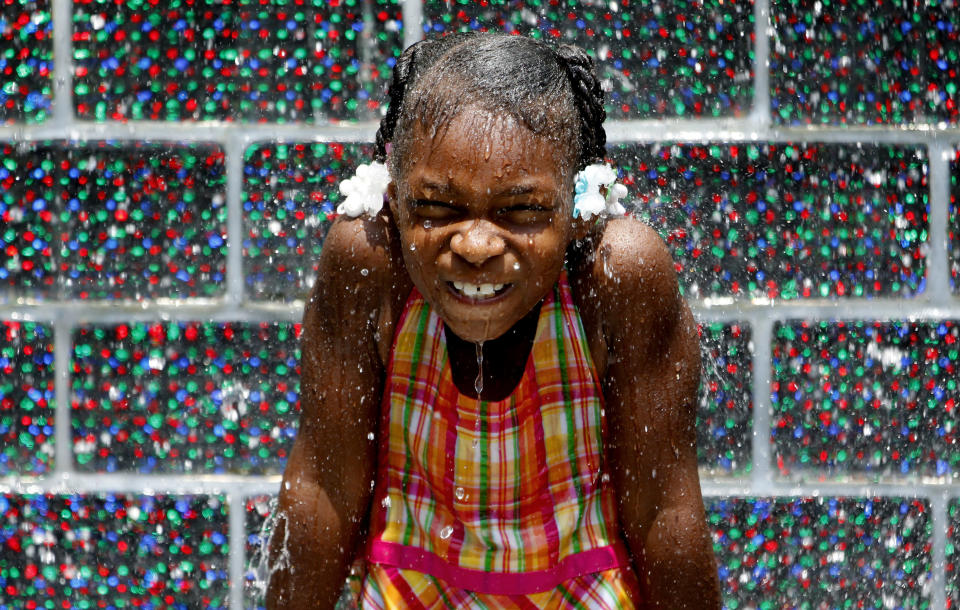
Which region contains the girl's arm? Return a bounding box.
[266,216,400,609]
[593,218,721,609]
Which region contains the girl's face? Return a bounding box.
[389,110,576,343]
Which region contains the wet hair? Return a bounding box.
[374,33,606,179]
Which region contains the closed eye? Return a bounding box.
[411,199,462,219]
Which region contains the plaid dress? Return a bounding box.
[359,272,638,609]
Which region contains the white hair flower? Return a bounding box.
[337,161,391,218]
[573,163,628,221]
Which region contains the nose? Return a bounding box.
[449,220,506,266]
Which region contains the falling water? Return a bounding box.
[474,340,484,398]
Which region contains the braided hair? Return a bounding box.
[375,33,606,178]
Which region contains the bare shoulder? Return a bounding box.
[572,216,684,345]
[304,211,411,366]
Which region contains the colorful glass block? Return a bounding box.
[243,141,375,301]
[423,0,754,119]
[948,498,960,608]
[0,321,54,476]
[709,497,931,607]
[71,321,301,474]
[71,0,403,122]
[698,322,752,475]
[0,493,229,608]
[611,142,929,300]
[0,141,227,301]
[772,319,960,480]
[0,0,52,123]
[0,142,59,298]
[57,142,227,300]
[771,0,960,125]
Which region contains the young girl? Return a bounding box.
[267,33,720,609]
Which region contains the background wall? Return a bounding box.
[0,0,957,607]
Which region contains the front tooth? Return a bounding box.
[453,281,464,291]
[493,283,504,291]
[478,283,495,295]
[463,283,479,296]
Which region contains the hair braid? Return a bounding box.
[374,42,421,162]
[555,44,607,169]
[375,33,479,163]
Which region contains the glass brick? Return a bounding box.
[0,142,59,299]
[948,498,960,607]
[423,0,754,120]
[71,0,403,122]
[0,321,54,476]
[71,321,301,474]
[611,142,928,301]
[772,319,960,480]
[243,141,376,301]
[0,141,227,301]
[57,141,227,300]
[698,321,752,475]
[0,0,53,123]
[0,493,229,608]
[771,0,960,125]
[708,496,931,607]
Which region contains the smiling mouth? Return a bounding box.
[448,281,512,300]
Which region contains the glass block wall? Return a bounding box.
[0,0,957,607]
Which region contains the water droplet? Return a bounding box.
[367,431,375,441]
[474,341,484,398]
[439,525,454,539]
[409,243,417,251]
[360,268,369,277]
[512,262,521,271]
[601,472,610,483]
[381,496,391,509]
[422,219,432,230]
[455,487,466,501]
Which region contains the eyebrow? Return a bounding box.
[414,179,545,198]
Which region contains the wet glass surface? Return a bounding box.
[0,493,229,607]
[698,321,752,475]
[771,0,960,125]
[772,319,960,480]
[0,0,52,123]
[0,141,227,301]
[709,496,931,607]
[71,0,403,122]
[71,321,300,474]
[423,0,754,120]
[243,141,376,301]
[0,320,54,476]
[612,142,929,300]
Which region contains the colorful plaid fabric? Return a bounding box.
[360,272,636,608]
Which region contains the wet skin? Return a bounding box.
[268,114,721,609]
[387,111,574,399]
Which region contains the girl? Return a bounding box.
[268,33,720,609]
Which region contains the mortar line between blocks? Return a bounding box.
[229,491,247,610]
[750,0,771,133]
[53,310,73,477]
[226,133,247,307]
[749,314,775,497]
[51,0,74,129]
[930,491,948,610]
[403,0,424,49]
[928,141,953,304]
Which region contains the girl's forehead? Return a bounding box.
[405,109,575,178]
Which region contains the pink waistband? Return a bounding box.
[368,539,631,595]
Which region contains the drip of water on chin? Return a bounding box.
[474,340,484,398]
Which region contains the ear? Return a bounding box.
[386,181,399,217]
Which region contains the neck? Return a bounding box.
[444,301,542,401]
